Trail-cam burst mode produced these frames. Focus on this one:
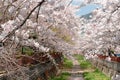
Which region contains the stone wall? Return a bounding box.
[90,58,120,79]
[0,61,56,80]
[0,53,63,80]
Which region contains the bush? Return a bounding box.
[21,46,34,56]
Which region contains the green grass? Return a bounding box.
[49,57,72,80]
[75,54,93,69]
[74,54,110,80]
[50,72,70,80]
[83,69,110,80]
[80,61,92,69]
[75,54,84,60]
[63,57,73,69]
[21,46,34,56]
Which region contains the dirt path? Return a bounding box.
[65,55,84,80]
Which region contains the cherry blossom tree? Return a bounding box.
[77,0,120,55]
[0,0,80,79]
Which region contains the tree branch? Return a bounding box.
[111,5,120,14]
[36,5,41,22]
[1,0,45,42]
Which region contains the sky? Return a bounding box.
[72,0,101,16]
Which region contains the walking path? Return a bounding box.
[63,55,84,80]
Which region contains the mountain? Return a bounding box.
[80,13,93,19]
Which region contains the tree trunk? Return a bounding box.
[46,52,61,75]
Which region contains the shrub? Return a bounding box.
[21,46,34,56]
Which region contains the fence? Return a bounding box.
[90,58,120,78]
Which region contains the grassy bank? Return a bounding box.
[75,54,110,80]
[50,72,70,80]
[83,69,110,80]
[63,57,73,69]
[74,54,93,69]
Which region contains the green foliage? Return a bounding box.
[63,57,73,69]
[21,46,34,56]
[74,54,110,80]
[74,54,92,69]
[50,72,70,80]
[74,54,84,60]
[83,69,110,80]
